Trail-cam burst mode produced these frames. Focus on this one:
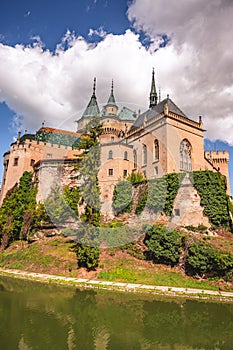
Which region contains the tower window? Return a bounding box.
[108,168,114,176]
[143,144,147,165]
[111,136,114,142]
[124,151,128,160]
[30,159,35,167]
[109,150,113,159]
[123,169,128,178]
[133,150,137,169]
[154,139,159,161]
[13,157,19,166]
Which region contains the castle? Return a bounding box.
[0,70,230,221]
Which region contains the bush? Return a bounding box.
[144,224,183,266]
[75,244,100,270]
[185,240,233,278]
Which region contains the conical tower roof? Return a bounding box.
[106,80,117,106]
[82,78,100,117]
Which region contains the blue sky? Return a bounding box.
[0,0,233,193]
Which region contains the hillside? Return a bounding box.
[0,229,233,293]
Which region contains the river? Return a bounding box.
[0,276,232,349]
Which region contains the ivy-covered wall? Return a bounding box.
[191,171,232,228]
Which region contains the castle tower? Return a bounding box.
[103,80,118,116]
[149,68,158,108]
[205,150,231,195]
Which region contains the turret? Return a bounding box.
[82,77,100,118]
[103,80,118,116]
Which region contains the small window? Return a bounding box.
[47,153,52,159]
[133,150,137,169]
[109,150,113,159]
[124,151,128,160]
[143,170,146,178]
[123,169,128,178]
[155,166,158,176]
[154,139,159,161]
[108,168,114,176]
[111,136,114,142]
[13,157,19,166]
[30,159,35,167]
[143,144,147,165]
[174,209,180,216]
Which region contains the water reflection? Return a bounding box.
[0,276,232,350]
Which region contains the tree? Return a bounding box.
[0,171,41,247]
[112,180,132,215]
[76,115,103,226]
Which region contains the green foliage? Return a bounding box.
[75,244,100,270]
[44,185,75,225]
[75,116,103,226]
[135,184,148,215]
[63,186,80,216]
[144,224,183,266]
[191,171,232,228]
[127,171,146,184]
[112,180,132,215]
[185,240,233,278]
[141,173,184,216]
[0,171,40,247]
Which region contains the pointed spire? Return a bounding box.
[107,79,117,106]
[149,67,158,108]
[82,77,100,118]
[92,77,96,97]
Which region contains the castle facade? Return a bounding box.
[0,71,230,218]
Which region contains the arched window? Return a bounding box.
[180,139,192,171]
[154,139,159,160]
[133,150,137,169]
[124,151,128,160]
[109,150,113,159]
[143,144,147,165]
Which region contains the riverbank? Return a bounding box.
[1,267,233,302]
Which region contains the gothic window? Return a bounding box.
[109,150,113,159]
[124,151,128,160]
[180,139,192,171]
[143,144,147,165]
[133,150,137,169]
[154,139,159,160]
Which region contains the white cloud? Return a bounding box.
[0,0,233,147]
[0,30,155,133]
[127,0,233,145]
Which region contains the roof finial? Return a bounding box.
[149,67,158,108]
[92,77,96,97]
[111,79,114,94]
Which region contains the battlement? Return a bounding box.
[10,139,73,152]
[205,150,229,163]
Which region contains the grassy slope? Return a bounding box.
[0,235,233,292]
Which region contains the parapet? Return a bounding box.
[205,150,229,163]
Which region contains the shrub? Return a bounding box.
[75,244,100,270]
[144,224,183,266]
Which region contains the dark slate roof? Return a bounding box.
[130,98,187,130]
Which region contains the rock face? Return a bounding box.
[171,174,210,228]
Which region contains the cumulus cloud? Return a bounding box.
[127,0,233,144]
[0,0,233,146]
[0,30,155,133]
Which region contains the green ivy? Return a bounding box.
[191,171,232,228]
